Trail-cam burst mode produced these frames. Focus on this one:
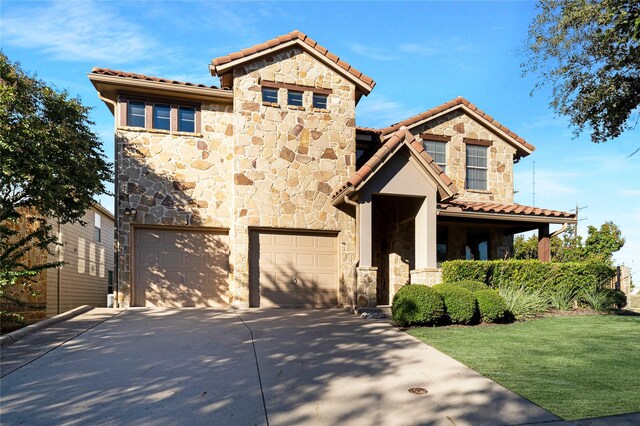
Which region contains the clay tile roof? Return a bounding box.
[356,126,383,136]
[437,200,576,220]
[210,30,375,91]
[333,127,458,200]
[380,96,535,153]
[90,68,218,89]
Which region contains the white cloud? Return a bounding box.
[1,1,169,64]
[347,43,396,61]
[400,38,475,56]
[356,96,420,128]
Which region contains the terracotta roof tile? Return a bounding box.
[210,30,375,92]
[90,68,218,89]
[356,126,383,135]
[437,201,575,219]
[379,96,535,153]
[333,127,458,200]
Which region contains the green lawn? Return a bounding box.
[407,315,640,421]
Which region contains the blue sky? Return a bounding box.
[2,1,638,268]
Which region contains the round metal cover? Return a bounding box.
[408,387,428,395]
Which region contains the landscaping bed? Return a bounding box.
[408,314,640,420]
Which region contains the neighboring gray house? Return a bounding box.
[89,30,575,310]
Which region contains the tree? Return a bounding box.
[523,0,640,143]
[584,221,625,264]
[0,53,112,322]
[513,222,624,265]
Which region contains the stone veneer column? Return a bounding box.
[356,266,378,308]
[410,268,442,286]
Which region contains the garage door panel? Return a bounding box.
[250,230,337,308]
[134,228,229,307]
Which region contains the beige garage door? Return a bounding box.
[134,228,229,307]
[250,231,338,308]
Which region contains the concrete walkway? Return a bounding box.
[0,308,625,425]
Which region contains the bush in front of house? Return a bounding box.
[609,289,627,309]
[474,289,508,323]
[498,285,550,320]
[441,259,615,294]
[391,284,445,327]
[432,283,478,325]
[449,280,489,293]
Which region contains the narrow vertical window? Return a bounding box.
[424,140,447,173]
[94,213,101,242]
[178,106,195,132]
[312,93,328,109]
[287,90,303,107]
[127,101,146,128]
[466,145,488,190]
[153,104,171,130]
[261,87,278,103]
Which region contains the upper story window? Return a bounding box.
[288,90,303,107]
[313,93,328,109]
[127,101,146,128]
[153,104,171,131]
[466,144,488,190]
[178,106,195,132]
[94,213,101,242]
[423,140,447,173]
[121,97,200,133]
[261,87,278,103]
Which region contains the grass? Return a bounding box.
[407,314,640,421]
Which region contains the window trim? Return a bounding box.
[420,133,451,143]
[423,139,447,173]
[178,106,196,133]
[118,95,201,133]
[465,144,488,191]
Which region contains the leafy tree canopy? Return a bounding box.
[0,53,112,323]
[513,222,625,265]
[523,0,640,143]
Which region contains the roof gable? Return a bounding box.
[210,30,375,96]
[380,97,535,158]
[332,127,458,205]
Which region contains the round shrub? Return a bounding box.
[608,289,627,309]
[432,284,478,325]
[451,280,489,293]
[475,289,508,323]
[392,285,445,327]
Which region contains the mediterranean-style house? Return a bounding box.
[89,30,576,310]
[4,204,114,324]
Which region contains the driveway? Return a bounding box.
[0,308,560,425]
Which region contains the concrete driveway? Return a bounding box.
[0,308,560,425]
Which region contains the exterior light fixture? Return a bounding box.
[124,207,137,216]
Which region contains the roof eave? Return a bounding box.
[437,209,577,224]
[210,39,374,96]
[88,73,233,110]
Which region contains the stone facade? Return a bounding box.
[114,47,357,308]
[409,110,517,203]
[410,268,442,287]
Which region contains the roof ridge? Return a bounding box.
[379,96,535,153]
[90,67,219,89]
[210,30,375,91]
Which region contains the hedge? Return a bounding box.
[450,280,488,293]
[391,284,445,327]
[442,259,615,292]
[475,289,508,323]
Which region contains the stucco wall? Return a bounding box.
[409,110,517,203]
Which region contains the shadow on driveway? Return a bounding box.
[1,308,560,425]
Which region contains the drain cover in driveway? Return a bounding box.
[408,387,428,395]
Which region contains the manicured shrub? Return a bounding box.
[450,280,489,293]
[432,283,478,325]
[475,289,508,323]
[609,289,627,309]
[441,259,615,294]
[392,284,445,327]
[498,285,550,320]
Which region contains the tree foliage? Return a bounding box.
[523,0,640,143]
[0,53,112,322]
[513,222,625,265]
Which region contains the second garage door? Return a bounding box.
[134,227,229,307]
[249,231,338,308]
